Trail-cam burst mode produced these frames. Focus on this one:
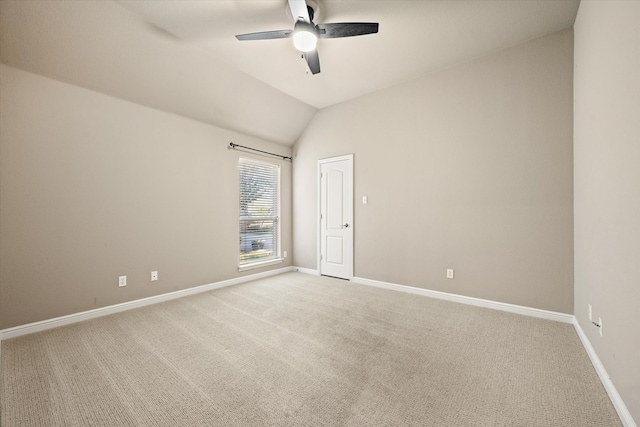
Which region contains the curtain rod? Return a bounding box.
[228,142,292,161]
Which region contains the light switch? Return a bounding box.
[362,196,368,204]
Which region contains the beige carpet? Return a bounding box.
[1,272,621,426]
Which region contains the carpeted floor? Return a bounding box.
[1,272,622,426]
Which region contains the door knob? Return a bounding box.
[343,223,349,228]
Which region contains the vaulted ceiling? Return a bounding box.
[0,1,580,146]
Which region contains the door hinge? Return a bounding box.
[320,254,323,260]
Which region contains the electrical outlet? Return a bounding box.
[588,304,592,321]
[118,275,127,287]
[151,271,158,282]
[283,251,287,258]
[599,317,603,337]
[446,269,454,279]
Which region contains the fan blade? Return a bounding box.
[236,30,292,41]
[303,50,321,75]
[288,0,311,24]
[317,23,379,39]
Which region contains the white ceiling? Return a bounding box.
[117,0,580,109]
[1,1,579,145]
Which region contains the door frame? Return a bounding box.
[317,154,354,279]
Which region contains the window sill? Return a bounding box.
[238,258,284,272]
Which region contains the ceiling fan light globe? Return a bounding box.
[293,30,317,52]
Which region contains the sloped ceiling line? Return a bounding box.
[1,0,579,146]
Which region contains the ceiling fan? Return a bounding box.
[235,0,379,75]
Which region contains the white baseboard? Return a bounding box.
[351,275,635,426]
[0,266,295,341]
[573,319,637,427]
[351,276,574,324]
[294,267,320,276]
[2,268,634,427]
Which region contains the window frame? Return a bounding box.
[238,157,283,271]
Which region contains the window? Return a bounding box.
[239,158,281,269]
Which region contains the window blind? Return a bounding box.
[239,158,280,265]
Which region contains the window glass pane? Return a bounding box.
[239,158,279,265]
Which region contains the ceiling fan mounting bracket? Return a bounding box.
[286,0,322,25]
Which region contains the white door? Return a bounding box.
[319,155,353,279]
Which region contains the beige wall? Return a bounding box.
[0,65,292,329]
[574,1,640,423]
[293,29,574,313]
